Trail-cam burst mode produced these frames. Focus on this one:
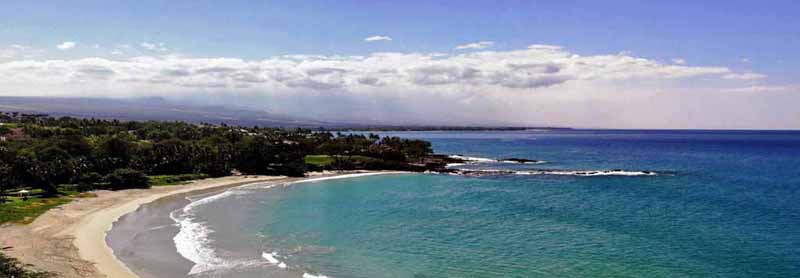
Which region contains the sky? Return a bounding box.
[0,0,798,129]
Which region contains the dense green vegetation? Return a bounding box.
[0,112,434,207]
[0,253,56,278]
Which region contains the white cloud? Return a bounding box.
[364,36,392,42]
[672,58,686,65]
[740,57,751,63]
[0,49,15,59]
[618,50,634,56]
[56,41,76,50]
[724,85,789,93]
[722,72,767,80]
[528,44,562,50]
[1,45,23,59]
[0,45,748,93]
[140,42,168,51]
[140,42,156,50]
[1,44,44,59]
[455,41,495,50]
[0,44,790,128]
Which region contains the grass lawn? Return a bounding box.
[0,196,72,225]
[148,173,209,186]
[305,155,335,166]
[305,155,378,167]
[0,173,209,225]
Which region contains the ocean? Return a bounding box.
[108,129,800,277]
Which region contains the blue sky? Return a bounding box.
[0,0,798,128]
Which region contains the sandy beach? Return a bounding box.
[0,171,397,278]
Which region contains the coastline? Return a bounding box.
[0,171,404,278]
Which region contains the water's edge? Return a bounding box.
[107,172,408,278]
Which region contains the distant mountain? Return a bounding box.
[0,96,563,130]
[0,96,338,128]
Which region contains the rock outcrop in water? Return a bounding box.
[500,158,543,164]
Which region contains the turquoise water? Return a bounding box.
[187,130,800,277]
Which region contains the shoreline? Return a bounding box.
[0,171,405,278]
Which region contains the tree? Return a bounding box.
[106,168,149,190]
[54,135,92,157]
[76,172,103,192]
[0,111,441,197]
[93,135,134,174]
[331,156,356,170]
[12,154,60,196]
[144,139,195,175]
[278,159,307,177]
[234,137,274,174]
[235,137,307,176]
[0,125,10,136]
[193,143,234,177]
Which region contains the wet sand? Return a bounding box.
[107,187,227,278]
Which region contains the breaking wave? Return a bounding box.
[500,159,547,165]
[447,155,545,167]
[171,183,277,275]
[303,273,330,278]
[449,168,661,177]
[448,155,497,163]
[262,251,288,269]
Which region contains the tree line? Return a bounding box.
[0,112,433,197]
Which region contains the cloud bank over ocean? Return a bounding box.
[0,44,796,128]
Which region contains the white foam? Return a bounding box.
[450,155,546,165]
[303,273,330,278]
[449,155,497,163]
[529,170,657,176]
[170,173,400,275]
[261,251,288,269]
[171,190,248,274]
[291,172,404,185]
[239,182,278,190]
[453,169,658,177]
[500,160,547,165]
[262,252,280,264]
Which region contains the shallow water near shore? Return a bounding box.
[107,192,194,278]
[110,130,800,277]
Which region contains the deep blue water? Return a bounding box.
[190,130,800,277]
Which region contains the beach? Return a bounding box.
[0,171,397,278]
